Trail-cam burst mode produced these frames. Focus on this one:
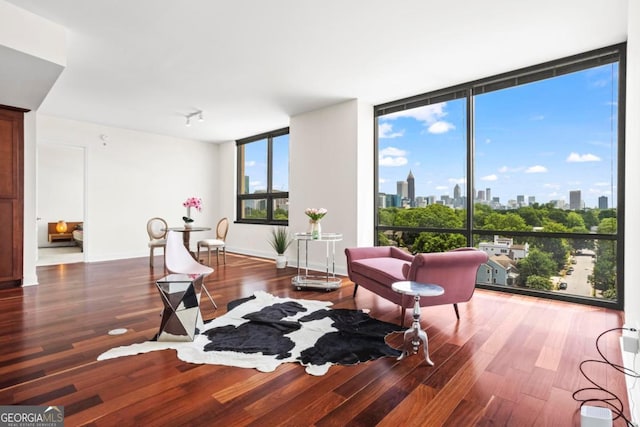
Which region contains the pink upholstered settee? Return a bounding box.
[345,246,489,325]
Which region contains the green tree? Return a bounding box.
[273,208,288,220]
[547,208,568,225]
[517,248,556,285]
[378,207,400,226]
[591,217,617,299]
[516,206,543,228]
[473,203,493,228]
[598,218,617,234]
[534,221,570,269]
[566,212,586,230]
[526,274,552,291]
[580,210,600,230]
[412,232,467,253]
[482,212,529,231]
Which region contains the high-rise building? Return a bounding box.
[477,190,486,201]
[517,195,525,206]
[378,194,387,208]
[598,196,608,209]
[486,188,491,202]
[528,196,535,205]
[396,180,408,199]
[569,190,582,210]
[407,170,415,207]
[453,184,461,199]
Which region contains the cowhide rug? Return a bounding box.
[98,291,403,376]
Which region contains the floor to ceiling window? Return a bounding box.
[375,44,625,309]
[236,127,289,225]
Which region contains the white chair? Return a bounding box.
[147,217,167,267]
[197,217,229,266]
[165,230,217,309]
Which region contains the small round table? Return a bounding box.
[392,281,445,366]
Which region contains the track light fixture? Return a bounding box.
[185,110,204,127]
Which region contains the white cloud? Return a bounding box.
[485,138,491,144]
[378,122,404,139]
[498,165,524,173]
[379,156,408,167]
[591,79,608,88]
[481,174,498,181]
[566,152,601,162]
[448,177,466,185]
[530,114,545,121]
[385,104,446,122]
[544,183,561,190]
[379,178,387,185]
[594,181,610,187]
[525,165,548,173]
[380,147,406,157]
[383,103,455,135]
[379,147,408,167]
[250,180,262,187]
[245,160,256,167]
[428,121,455,134]
[435,185,448,191]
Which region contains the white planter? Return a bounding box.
[275,254,287,269]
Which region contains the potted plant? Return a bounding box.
[268,226,293,268]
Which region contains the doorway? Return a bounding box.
[37,144,86,266]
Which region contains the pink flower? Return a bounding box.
[183,197,202,212]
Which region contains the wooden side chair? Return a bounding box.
[147,217,168,267]
[197,217,229,266]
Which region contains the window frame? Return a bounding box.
[236,127,289,225]
[374,43,626,310]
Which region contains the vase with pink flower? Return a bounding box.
[305,208,327,239]
[182,197,202,228]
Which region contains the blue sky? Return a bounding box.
[377,63,619,209]
[243,134,290,193]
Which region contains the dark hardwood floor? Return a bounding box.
[0,253,630,426]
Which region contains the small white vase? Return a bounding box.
[275,254,287,269]
[184,222,193,229]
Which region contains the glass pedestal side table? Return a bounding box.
[391,280,445,366]
[155,273,204,341]
[291,232,343,291]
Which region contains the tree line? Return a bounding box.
[378,203,618,299]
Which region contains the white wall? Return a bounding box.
[624,0,640,331]
[37,144,84,247]
[31,115,221,264]
[220,99,373,273]
[23,112,38,286]
[624,0,640,422]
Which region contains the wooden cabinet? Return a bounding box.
[0,106,26,287]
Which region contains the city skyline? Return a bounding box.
[383,169,610,210]
[377,63,619,209]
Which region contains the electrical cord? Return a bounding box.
[573,327,640,426]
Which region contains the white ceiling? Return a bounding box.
[2,0,629,143]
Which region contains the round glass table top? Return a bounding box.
[392,281,445,297]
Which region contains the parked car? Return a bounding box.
[559,282,568,290]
